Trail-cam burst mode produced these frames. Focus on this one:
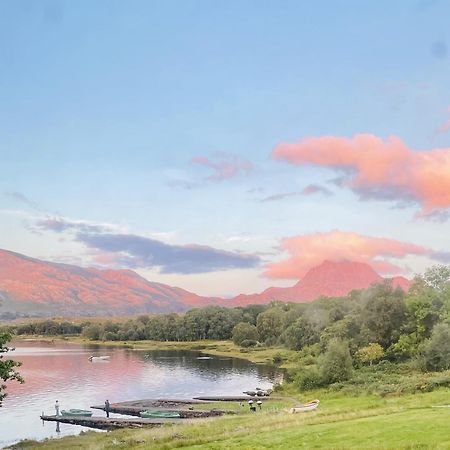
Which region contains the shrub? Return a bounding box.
[419,323,450,371]
[240,339,258,348]
[356,343,385,366]
[318,339,353,384]
[272,353,284,364]
[232,322,258,346]
[295,367,324,390]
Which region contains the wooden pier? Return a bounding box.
[91,398,228,418]
[40,415,177,430]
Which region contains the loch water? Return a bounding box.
[0,340,279,447]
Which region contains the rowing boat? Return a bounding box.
[289,399,320,413]
[61,409,93,417]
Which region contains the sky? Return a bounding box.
[1,0,450,297]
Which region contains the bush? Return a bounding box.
[295,367,324,390]
[240,339,258,348]
[272,352,285,364]
[356,343,385,365]
[318,339,353,384]
[232,322,258,346]
[419,323,450,371]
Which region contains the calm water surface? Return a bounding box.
[0,340,279,447]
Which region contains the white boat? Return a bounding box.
[88,355,110,361]
[289,399,320,413]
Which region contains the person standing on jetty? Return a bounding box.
[55,400,60,416]
[105,399,110,418]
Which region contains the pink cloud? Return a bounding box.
[264,230,429,280]
[272,134,450,218]
[435,118,450,135]
[191,152,253,181]
[260,184,332,202]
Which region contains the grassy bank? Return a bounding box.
[10,389,450,449]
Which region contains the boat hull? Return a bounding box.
[61,409,93,417]
[139,410,181,419]
[289,399,320,413]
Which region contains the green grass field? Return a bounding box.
[11,390,450,449]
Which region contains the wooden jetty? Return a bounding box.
[40,415,177,430]
[91,398,228,418]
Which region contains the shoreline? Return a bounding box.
[13,335,296,369]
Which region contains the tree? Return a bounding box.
[1,332,23,405]
[420,323,450,371]
[82,324,101,340]
[318,339,353,384]
[361,282,407,349]
[356,343,385,365]
[421,265,450,290]
[256,307,285,345]
[282,316,318,351]
[232,322,258,346]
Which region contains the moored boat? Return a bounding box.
[88,355,110,361]
[61,409,93,417]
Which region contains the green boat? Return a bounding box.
[61,409,93,417]
[139,410,181,419]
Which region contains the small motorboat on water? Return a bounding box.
[139,410,181,419]
[289,399,320,413]
[61,409,93,417]
[88,355,110,361]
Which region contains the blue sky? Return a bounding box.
[1,0,450,296]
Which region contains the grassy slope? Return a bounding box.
[11,390,450,449]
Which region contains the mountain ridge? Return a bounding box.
[0,249,411,318]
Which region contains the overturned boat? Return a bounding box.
[290,399,320,413]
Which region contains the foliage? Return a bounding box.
[419,323,450,371]
[318,339,353,385]
[232,322,258,346]
[360,282,407,349]
[0,332,23,405]
[356,343,385,365]
[282,316,318,351]
[294,366,324,390]
[256,307,285,344]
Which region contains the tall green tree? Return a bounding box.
[282,316,318,350]
[361,282,407,349]
[256,307,285,344]
[420,323,450,371]
[1,332,23,406]
[318,339,353,384]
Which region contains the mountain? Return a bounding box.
[229,260,411,306]
[0,250,412,318]
[0,249,218,318]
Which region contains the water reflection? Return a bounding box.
[0,340,280,447]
